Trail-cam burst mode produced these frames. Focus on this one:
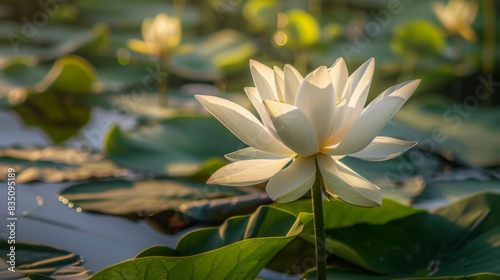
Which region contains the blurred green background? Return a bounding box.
[0,0,499,141]
[0,0,499,279]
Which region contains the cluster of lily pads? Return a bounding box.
[0,0,499,279]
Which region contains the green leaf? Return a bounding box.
[59,178,271,233]
[274,198,423,230]
[395,98,500,167]
[0,241,89,278]
[59,178,251,216]
[0,23,103,60]
[2,57,48,88]
[280,9,320,49]
[0,147,125,183]
[35,55,95,94]
[89,205,307,280]
[303,193,500,278]
[105,116,243,177]
[12,90,91,143]
[169,30,257,81]
[8,55,97,143]
[98,87,226,119]
[340,157,431,206]
[305,269,500,280]
[390,19,445,57]
[267,198,423,272]
[242,0,280,32]
[27,274,56,280]
[414,178,500,209]
[78,0,199,28]
[400,274,500,280]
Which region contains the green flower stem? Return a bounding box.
[158,53,169,107]
[311,167,327,280]
[481,0,495,106]
[396,51,418,85]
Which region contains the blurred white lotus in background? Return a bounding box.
[432,0,478,42]
[128,13,181,57]
[196,58,420,207]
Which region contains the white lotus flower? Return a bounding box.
[196,58,420,207]
[128,13,181,57]
[432,0,478,42]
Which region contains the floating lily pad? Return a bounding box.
[0,23,109,66]
[275,198,423,229]
[59,178,270,233]
[7,55,97,143]
[78,0,200,28]
[396,98,500,167]
[89,205,308,280]
[267,198,424,273]
[391,20,445,57]
[341,156,433,205]
[0,147,125,183]
[179,192,272,224]
[169,29,257,81]
[59,178,253,216]
[414,177,500,209]
[2,58,48,88]
[0,241,89,279]
[334,120,445,205]
[35,55,96,94]
[305,270,500,280]
[303,193,500,279]
[105,116,243,177]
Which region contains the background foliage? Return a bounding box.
[0,0,499,279]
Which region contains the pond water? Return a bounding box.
[0,108,181,273]
[0,103,287,279]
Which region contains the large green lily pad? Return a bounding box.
[268,198,424,273]
[7,55,97,143]
[0,241,89,279]
[169,29,257,81]
[89,205,309,280]
[303,193,500,279]
[0,147,125,183]
[414,178,500,209]
[105,116,243,177]
[59,178,253,216]
[1,23,104,61]
[396,98,500,167]
[59,178,269,233]
[78,0,200,28]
